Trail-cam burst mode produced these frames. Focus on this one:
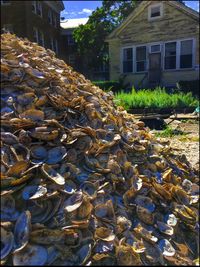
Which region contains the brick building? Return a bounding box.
[1,0,64,57]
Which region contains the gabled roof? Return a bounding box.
[60,18,89,29]
[106,0,199,41]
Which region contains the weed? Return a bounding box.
[155,126,186,138]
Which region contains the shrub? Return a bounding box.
[114,87,199,110]
[177,80,199,97]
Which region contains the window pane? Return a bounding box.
[123,48,133,73]
[123,48,132,60]
[151,44,160,53]
[180,55,192,68]
[181,40,192,55]
[136,61,146,72]
[136,46,146,61]
[151,6,160,17]
[68,35,74,45]
[123,61,133,73]
[1,0,11,4]
[48,10,52,24]
[69,55,75,65]
[32,1,36,12]
[165,42,176,56]
[165,56,176,69]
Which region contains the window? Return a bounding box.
[37,1,42,17]
[136,46,147,72]
[150,44,161,53]
[55,39,58,54]
[94,62,109,72]
[148,3,163,20]
[69,55,76,65]
[151,6,161,17]
[33,27,44,47]
[38,30,44,46]
[2,24,13,33]
[68,34,75,45]
[33,27,38,43]
[1,0,10,5]
[164,42,176,69]
[180,40,193,69]
[48,9,53,24]
[32,1,37,13]
[123,48,133,73]
[53,14,57,28]
[32,1,42,17]
[50,38,58,54]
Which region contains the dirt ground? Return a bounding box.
[152,118,199,170]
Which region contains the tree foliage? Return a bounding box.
[73,0,141,72]
[73,0,185,74]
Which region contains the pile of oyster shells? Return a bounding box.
[1,33,199,266]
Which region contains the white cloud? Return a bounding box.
[78,8,93,15]
[61,8,94,18]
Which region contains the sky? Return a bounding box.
[61,1,199,19]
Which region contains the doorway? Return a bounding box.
[148,52,161,86]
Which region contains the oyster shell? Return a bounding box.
[0,33,199,266]
[13,210,31,252]
[1,227,14,260]
[13,244,48,266]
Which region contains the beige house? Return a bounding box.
[106,1,199,88]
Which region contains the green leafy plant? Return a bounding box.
[114,87,199,110]
[154,126,186,138]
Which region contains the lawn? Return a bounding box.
[114,87,199,110]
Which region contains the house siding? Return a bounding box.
[108,1,199,88]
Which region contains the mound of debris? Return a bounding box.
[1,33,199,266]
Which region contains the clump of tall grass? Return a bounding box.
[114,87,199,110]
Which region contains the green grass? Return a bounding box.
[114,87,199,110]
[155,126,186,138]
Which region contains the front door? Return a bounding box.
[148,53,161,86]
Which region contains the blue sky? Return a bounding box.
[61,1,199,19]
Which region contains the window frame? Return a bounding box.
[37,1,42,17]
[120,38,195,74]
[69,54,76,66]
[1,0,11,5]
[148,3,163,21]
[135,45,148,73]
[180,39,193,69]
[164,41,177,70]
[48,9,53,25]
[53,14,57,28]
[33,27,39,43]
[150,44,161,53]
[50,37,58,54]
[32,1,42,17]
[31,1,37,13]
[67,34,75,45]
[163,38,195,71]
[122,46,133,74]
[38,30,44,47]
[54,39,58,54]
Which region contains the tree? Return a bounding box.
[73,0,185,78]
[73,1,141,77]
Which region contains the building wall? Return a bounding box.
[1,1,63,57]
[108,1,199,87]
